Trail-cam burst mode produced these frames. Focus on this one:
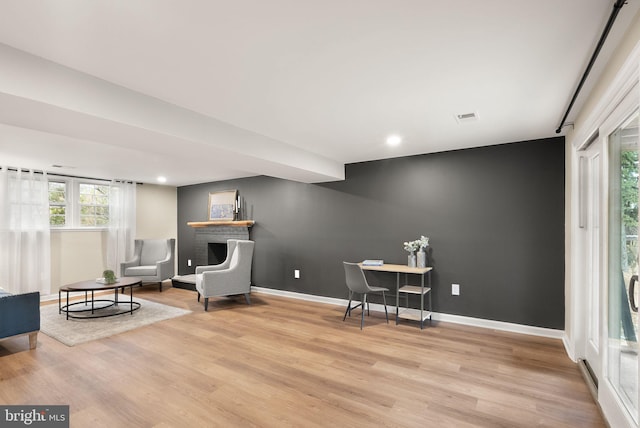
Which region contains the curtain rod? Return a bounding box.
[3,167,140,184]
[555,0,626,134]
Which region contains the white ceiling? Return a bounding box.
[0,0,638,186]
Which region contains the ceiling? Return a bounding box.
[0,0,638,186]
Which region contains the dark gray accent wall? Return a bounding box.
[178,137,565,329]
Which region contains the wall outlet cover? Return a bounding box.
[452,283,460,295]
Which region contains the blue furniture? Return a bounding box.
[0,290,40,350]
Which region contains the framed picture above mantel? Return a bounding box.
[208,190,238,221]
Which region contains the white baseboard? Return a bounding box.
[252,286,564,339]
[562,335,577,362]
[41,293,60,302]
[432,311,563,339]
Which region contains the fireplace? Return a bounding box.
[172,220,254,291]
[208,242,227,265]
[190,220,254,267]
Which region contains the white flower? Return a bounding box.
[417,235,430,250]
[403,240,419,252]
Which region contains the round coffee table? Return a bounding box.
[58,277,142,319]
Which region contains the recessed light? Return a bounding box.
[386,135,402,146]
[157,176,167,183]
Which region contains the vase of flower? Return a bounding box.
[403,240,419,267]
[408,252,417,267]
[416,235,429,268]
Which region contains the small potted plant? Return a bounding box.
[102,269,117,284]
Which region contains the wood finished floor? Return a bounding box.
[0,287,604,427]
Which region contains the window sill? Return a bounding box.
[51,227,109,233]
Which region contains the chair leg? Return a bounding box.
[28,332,38,350]
[197,292,200,302]
[204,297,209,311]
[382,291,389,323]
[343,291,353,321]
[244,293,251,305]
[361,294,366,329]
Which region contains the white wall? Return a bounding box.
[48,183,177,295]
[50,230,107,294]
[135,184,177,240]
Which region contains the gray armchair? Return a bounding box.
[195,239,254,310]
[120,238,175,292]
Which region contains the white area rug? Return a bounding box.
[40,296,191,346]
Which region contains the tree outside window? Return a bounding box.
[49,181,66,227]
[48,179,111,228]
[79,183,110,226]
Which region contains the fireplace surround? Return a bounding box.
[171,220,255,291]
[172,220,255,291]
[189,220,254,267]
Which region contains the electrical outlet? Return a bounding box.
[452,283,460,296]
[294,269,300,279]
[188,259,192,267]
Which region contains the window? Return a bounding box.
[48,181,66,226]
[48,178,111,228]
[79,183,110,226]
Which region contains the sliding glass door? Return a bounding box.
[607,109,640,424]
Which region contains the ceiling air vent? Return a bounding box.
[455,112,479,124]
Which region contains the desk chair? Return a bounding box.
[343,262,389,329]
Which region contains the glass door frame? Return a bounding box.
[598,86,639,428]
[568,39,640,428]
[579,137,604,380]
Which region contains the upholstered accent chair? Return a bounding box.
[0,290,40,350]
[195,239,254,311]
[120,238,175,292]
[343,262,389,329]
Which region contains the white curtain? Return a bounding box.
[107,180,136,274]
[0,167,51,295]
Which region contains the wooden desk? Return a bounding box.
[360,263,433,329]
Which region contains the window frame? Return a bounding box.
[48,176,111,230]
[77,181,111,228]
[48,180,67,227]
